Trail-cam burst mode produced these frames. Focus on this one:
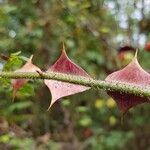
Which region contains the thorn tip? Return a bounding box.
[62,42,65,51]
[47,102,53,111]
[135,49,138,58]
[28,55,34,62]
[61,42,67,56]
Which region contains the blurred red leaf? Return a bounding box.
[44,48,91,110]
[83,127,93,138]
[12,55,41,100]
[105,52,150,113]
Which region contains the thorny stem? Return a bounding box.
[0,71,150,98]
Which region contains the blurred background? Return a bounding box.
[0,0,150,149]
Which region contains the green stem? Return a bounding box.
[0,71,150,98]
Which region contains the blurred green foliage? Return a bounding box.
[0,0,150,149]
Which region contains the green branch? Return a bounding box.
[0,71,150,98]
